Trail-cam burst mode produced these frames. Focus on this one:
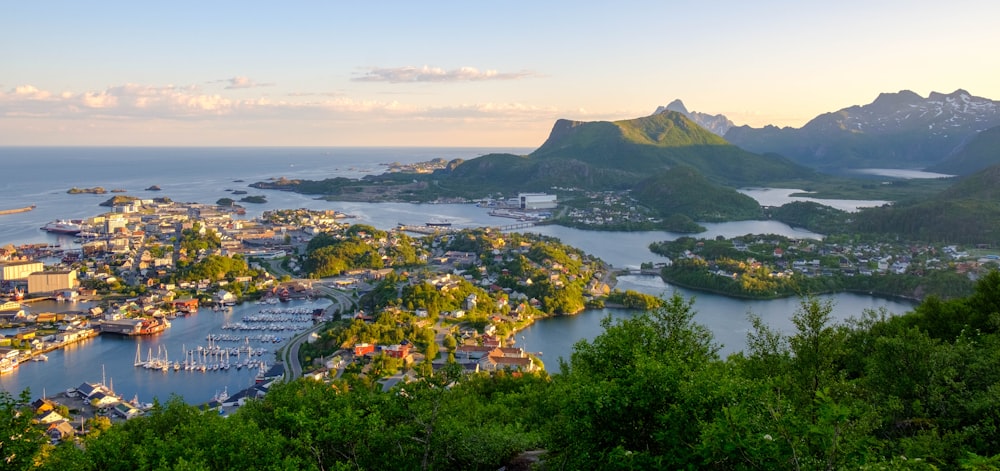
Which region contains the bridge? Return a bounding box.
[496,221,536,231]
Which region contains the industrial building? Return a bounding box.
[518,193,557,210]
[0,261,44,281]
[27,270,78,295]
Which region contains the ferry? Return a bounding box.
[41,220,84,235]
[425,219,453,227]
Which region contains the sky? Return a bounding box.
[3,1,999,147]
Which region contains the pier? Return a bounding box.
[0,204,35,216]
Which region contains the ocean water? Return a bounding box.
[0,146,531,247]
[0,147,917,401]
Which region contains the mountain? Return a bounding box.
[527,111,812,186]
[442,111,814,225]
[926,125,1000,175]
[724,90,1000,173]
[653,99,735,136]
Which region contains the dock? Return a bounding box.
[0,204,36,216]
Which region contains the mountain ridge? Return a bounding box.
[723,89,1000,173]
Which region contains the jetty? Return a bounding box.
[0,204,35,216]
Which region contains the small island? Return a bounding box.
[145,185,162,191]
[215,197,244,208]
[67,187,107,195]
[239,195,267,204]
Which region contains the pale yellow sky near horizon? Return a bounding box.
[3,1,998,146]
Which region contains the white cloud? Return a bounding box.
[352,65,536,83]
[0,82,581,131]
[210,76,276,89]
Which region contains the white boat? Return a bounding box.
[33,354,49,362]
[41,220,83,235]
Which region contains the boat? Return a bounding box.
[33,354,48,362]
[40,220,83,235]
[0,357,19,374]
[425,219,452,227]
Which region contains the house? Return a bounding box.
[31,398,56,414]
[112,402,143,419]
[36,409,67,424]
[47,420,76,442]
[89,391,119,409]
[353,343,375,356]
[455,345,495,360]
[480,354,536,373]
[384,343,412,359]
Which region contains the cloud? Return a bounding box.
[0,82,575,127]
[211,76,275,89]
[352,65,536,83]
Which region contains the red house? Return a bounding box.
[353,343,375,356]
[384,344,412,359]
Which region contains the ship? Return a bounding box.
[0,357,19,375]
[41,220,83,235]
[425,219,453,227]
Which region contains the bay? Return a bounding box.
[0,147,917,398]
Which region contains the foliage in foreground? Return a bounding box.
[16,273,1000,470]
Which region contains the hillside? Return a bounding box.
[632,167,762,222]
[850,163,1000,243]
[526,111,813,186]
[926,125,1000,175]
[724,89,1000,173]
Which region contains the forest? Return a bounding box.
[6,273,1000,470]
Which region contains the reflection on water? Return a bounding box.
[519,275,917,373]
[851,168,955,179]
[739,188,890,212]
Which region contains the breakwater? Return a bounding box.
[0,205,35,216]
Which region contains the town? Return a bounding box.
[650,234,999,300]
[0,196,620,442]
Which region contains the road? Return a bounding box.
[264,260,359,381]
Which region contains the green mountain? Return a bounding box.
[926,125,1000,176]
[528,112,813,186]
[851,163,1000,243]
[438,112,817,226]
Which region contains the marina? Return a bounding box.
[0,298,330,404]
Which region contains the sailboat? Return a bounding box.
[134,344,144,367]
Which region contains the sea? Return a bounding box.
[0,147,918,399]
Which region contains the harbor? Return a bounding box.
[0,298,330,404]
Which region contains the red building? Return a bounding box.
[384,344,412,359]
[353,343,375,356]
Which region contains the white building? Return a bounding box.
[0,261,44,281]
[518,193,557,210]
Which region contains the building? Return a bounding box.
[518,193,557,210]
[384,343,412,359]
[27,270,78,295]
[353,343,375,356]
[0,261,44,281]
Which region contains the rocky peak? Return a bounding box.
[652,99,735,137]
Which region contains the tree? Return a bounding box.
[547,294,721,469]
[0,389,46,470]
